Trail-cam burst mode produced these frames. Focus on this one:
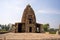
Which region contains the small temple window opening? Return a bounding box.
[28,15,32,24]
[29,19,32,24]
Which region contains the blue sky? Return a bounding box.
[0,0,60,29]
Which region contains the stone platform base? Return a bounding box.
[0,33,60,40]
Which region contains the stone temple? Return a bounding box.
[12,5,44,33]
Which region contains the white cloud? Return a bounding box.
[38,9,60,14]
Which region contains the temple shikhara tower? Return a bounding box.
[12,5,44,33]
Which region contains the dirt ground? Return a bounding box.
[0,33,60,40]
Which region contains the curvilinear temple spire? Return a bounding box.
[12,4,44,33]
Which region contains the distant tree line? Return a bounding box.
[0,24,12,32]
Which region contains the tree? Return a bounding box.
[1,25,10,31]
[43,24,49,32]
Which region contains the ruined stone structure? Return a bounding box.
[13,5,43,33]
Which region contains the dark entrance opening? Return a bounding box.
[36,27,40,33]
[36,24,40,33]
[18,24,22,32]
[29,27,32,32]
